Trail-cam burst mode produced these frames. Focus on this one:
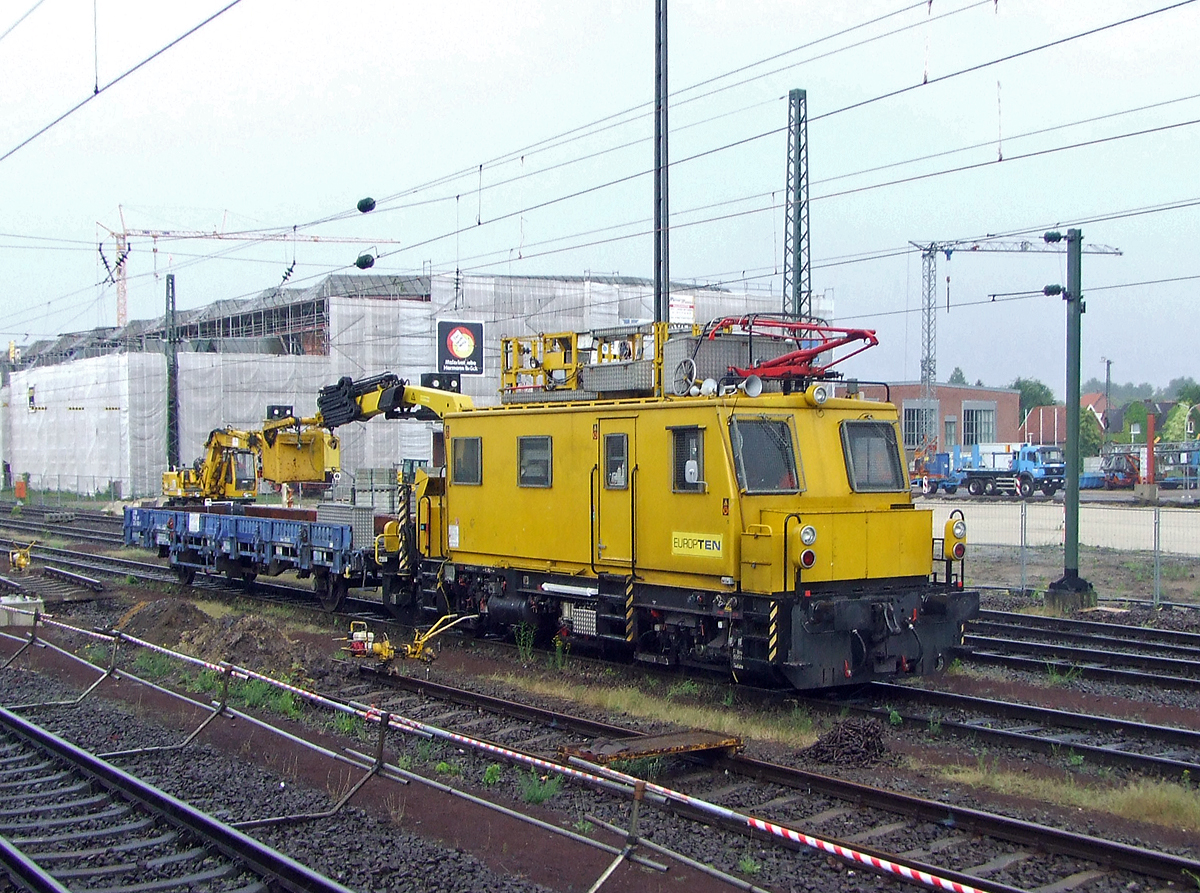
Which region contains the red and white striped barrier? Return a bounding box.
[6,612,982,892]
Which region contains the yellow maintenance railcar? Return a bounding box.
[377,317,977,690]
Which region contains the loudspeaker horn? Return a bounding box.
[737,375,763,398]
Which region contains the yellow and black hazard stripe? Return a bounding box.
[768,601,779,663]
[625,577,635,642]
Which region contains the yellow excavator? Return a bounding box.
[162,374,468,506]
[162,415,338,506]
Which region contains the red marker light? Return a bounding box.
[800,549,816,568]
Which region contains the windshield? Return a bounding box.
[729,416,802,493]
[234,451,257,490]
[1038,447,1064,464]
[841,421,906,492]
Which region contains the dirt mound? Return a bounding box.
[115,599,211,647]
[802,717,894,768]
[178,613,335,682]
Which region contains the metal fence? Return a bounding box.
[927,499,1199,604]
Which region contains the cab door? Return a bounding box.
[596,419,636,568]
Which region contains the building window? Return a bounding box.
[729,416,802,493]
[901,400,938,449]
[944,417,957,448]
[671,427,704,492]
[963,408,996,445]
[518,436,552,487]
[841,421,906,492]
[604,433,628,490]
[451,437,482,485]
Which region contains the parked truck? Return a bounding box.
[915,442,1065,498]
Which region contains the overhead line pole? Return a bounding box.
[165,274,180,471]
[1045,229,1092,595]
[783,88,810,321]
[652,0,669,397]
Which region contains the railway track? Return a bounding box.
[0,704,354,893]
[960,610,1200,690]
[350,668,1200,893]
[828,682,1200,780]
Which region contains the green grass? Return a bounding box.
[738,854,762,875]
[609,756,664,779]
[483,763,503,785]
[933,764,1200,831]
[499,673,820,750]
[517,767,562,804]
[130,650,175,679]
[666,679,700,700]
[513,623,535,662]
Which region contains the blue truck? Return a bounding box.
[915,442,1066,498]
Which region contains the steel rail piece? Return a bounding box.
[861,682,1200,780]
[975,608,1200,650]
[0,704,359,893]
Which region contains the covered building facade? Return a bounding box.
[0,272,780,498]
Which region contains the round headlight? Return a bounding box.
[952,520,966,539]
[800,525,817,546]
[812,384,828,405]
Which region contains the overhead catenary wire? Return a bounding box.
[4,2,1197,336]
[0,0,247,165]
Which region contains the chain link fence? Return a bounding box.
[927,499,1200,605]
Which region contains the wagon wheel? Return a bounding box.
[672,358,697,396]
[314,573,349,612]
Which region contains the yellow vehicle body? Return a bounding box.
[430,391,932,594]
[162,428,261,504]
[399,370,976,689]
[260,426,340,484]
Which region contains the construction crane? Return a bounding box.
[909,238,1122,454]
[97,206,408,327]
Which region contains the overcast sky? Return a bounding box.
[2,0,1197,397]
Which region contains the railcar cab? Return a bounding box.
[409,316,977,690]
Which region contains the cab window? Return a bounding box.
[841,421,905,492]
[671,427,704,492]
[451,437,482,485]
[730,416,802,493]
[604,433,628,489]
[518,436,552,487]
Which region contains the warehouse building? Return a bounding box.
[0,272,782,498]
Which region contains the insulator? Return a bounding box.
[355,254,375,270]
[357,197,376,213]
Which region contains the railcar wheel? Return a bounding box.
[967,478,983,496]
[175,567,196,586]
[315,573,348,612]
[1018,476,1035,498]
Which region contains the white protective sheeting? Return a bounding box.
[328,294,438,472]
[176,353,331,460]
[0,384,9,483]
[0,274,800,496]
[10,354,165,497]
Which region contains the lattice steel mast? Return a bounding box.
[782,89,810,320]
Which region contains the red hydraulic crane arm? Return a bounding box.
[705,315,879,380]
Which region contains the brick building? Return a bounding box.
[846,381,1020,455]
